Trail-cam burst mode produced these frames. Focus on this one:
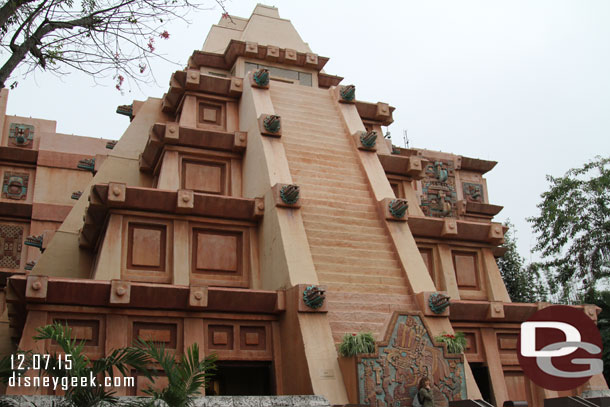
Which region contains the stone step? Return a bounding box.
[282,129,351,146]
[326,291,415,304]
[301,212,383,229]
[312,254,400,270]
[314,262,404,278]
[271,91,336,105]
[327,310,394,324]
[317,271,406,286]
[288,161,364,176]
[281,118,345,133]
[290,168,368,186]
[300,191,374,208]
[307,237,393,251]
[324,282,408,295]
[282,136,350,151]
[285,157,362,173]
[302,208,379,224]
[283,156,362,172]
[303,220,386,236]
[305,229,390,244]
[283,145,356,161]
[295,179,371,194]
[302,197,376,212]
[271,82,335,97]
[273,102,341,119]
[310,245,399,263]
[326,300,416,313]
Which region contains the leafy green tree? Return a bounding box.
[496,220,547,303]
[528,156,610,303]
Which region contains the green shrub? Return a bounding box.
[434,332,467,354]
[338,332,375,357]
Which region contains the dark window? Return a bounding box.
[206,361,273,395]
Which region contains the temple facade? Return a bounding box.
[0,4,607,406]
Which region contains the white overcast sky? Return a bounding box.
[5,1,610,262]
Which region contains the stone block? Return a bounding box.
[305,53,318,67]
[189,285,208,309]
[229,77,243,96]
[107,182,126,203]
[284,48,297,63]
[441,218,458,237]
[25,275,47,300]
[109,280,131,304]
[266,45,279,61]
[233,131,247,152]
[185,69,201,90]
[177,189,194,212]
[164,123,180,142]
[245,41,258,57]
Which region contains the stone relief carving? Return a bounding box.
[358,314,466,407]
[420,160,457,218]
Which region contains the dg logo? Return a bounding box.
[518,305,603,391]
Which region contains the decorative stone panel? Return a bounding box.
[0,224,23,269]
[420,160,457,218]
[2,172,29,200]
[8,123,34,148]
[452,251,479,290]
[357,313,466,407]
[462,182,484,203]
[204,321,272,360]
[122,218,172,284]
[182,159,228,195]
[198,99,226,130]
[189,224,249,288]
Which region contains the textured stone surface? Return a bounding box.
[270,82,416,341]
[0,396,331,407]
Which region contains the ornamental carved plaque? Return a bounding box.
[8,123,34,148]
[420,160,457,218]
[0,224,24,269]
[358,313,466,407]
[462,182,484,203]
[2,172,29,200]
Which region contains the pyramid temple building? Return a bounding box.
[0,4,607,406]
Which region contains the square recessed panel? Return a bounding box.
[183,161,224,194]
[195,231,238,272]
[52,319,99,346]
[202,108,217,123]
[133,322,177,348]
[208,325,234,350]
[452,251,479,289]
[127,223,166,271]
[132,228,162,267]
[240,326,266,351]
[198,102,222,126]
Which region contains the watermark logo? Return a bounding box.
[517,305,603,391]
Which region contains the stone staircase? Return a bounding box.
[270,82,416,342]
